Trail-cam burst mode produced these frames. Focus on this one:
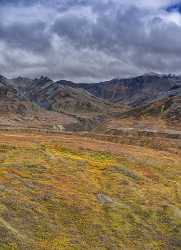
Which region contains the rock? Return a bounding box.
[110,166,140,181]
[0,185,6,191]
[53,124,64,132]
[96,193,113,205]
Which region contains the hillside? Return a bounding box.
[26,78,115,116]
[0,73,181,132]
[9,73,181,110]
[0,131,180,250]
[3,75,123,131]
[103,86,181,131]
[60,73,181,106]
[0,76,80,130]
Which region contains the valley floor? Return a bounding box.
[0,132,180,250]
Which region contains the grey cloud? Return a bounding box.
[52,5,181,62]
[0,0,181,81]
[0,21,51,53]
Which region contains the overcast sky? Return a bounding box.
[0,0,181,82]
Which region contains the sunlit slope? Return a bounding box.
[0,133,180,250]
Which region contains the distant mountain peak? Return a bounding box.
[142,72,161,77]
[15,76,30,80]
[0,74,7,81]
[56,80,74,85]
[142,72,177,78]
[36,76,53,82]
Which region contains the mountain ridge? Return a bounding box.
[0,72,180,131]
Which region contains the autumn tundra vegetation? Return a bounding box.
[0,131,180,250]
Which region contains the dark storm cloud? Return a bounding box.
[52,5,144,61]
[52,4,181,69]
[0,21,50,52]
[0,0,181,81]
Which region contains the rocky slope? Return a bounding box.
[0,73,181,131]
[0,75,80,130]
[96,85,181,133]
[8,76,115,115]
[60,73,181,106]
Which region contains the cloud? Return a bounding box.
[0,0,181,82]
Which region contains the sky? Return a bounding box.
[0,0,181,82]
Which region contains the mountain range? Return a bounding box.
[0,73,180,131]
